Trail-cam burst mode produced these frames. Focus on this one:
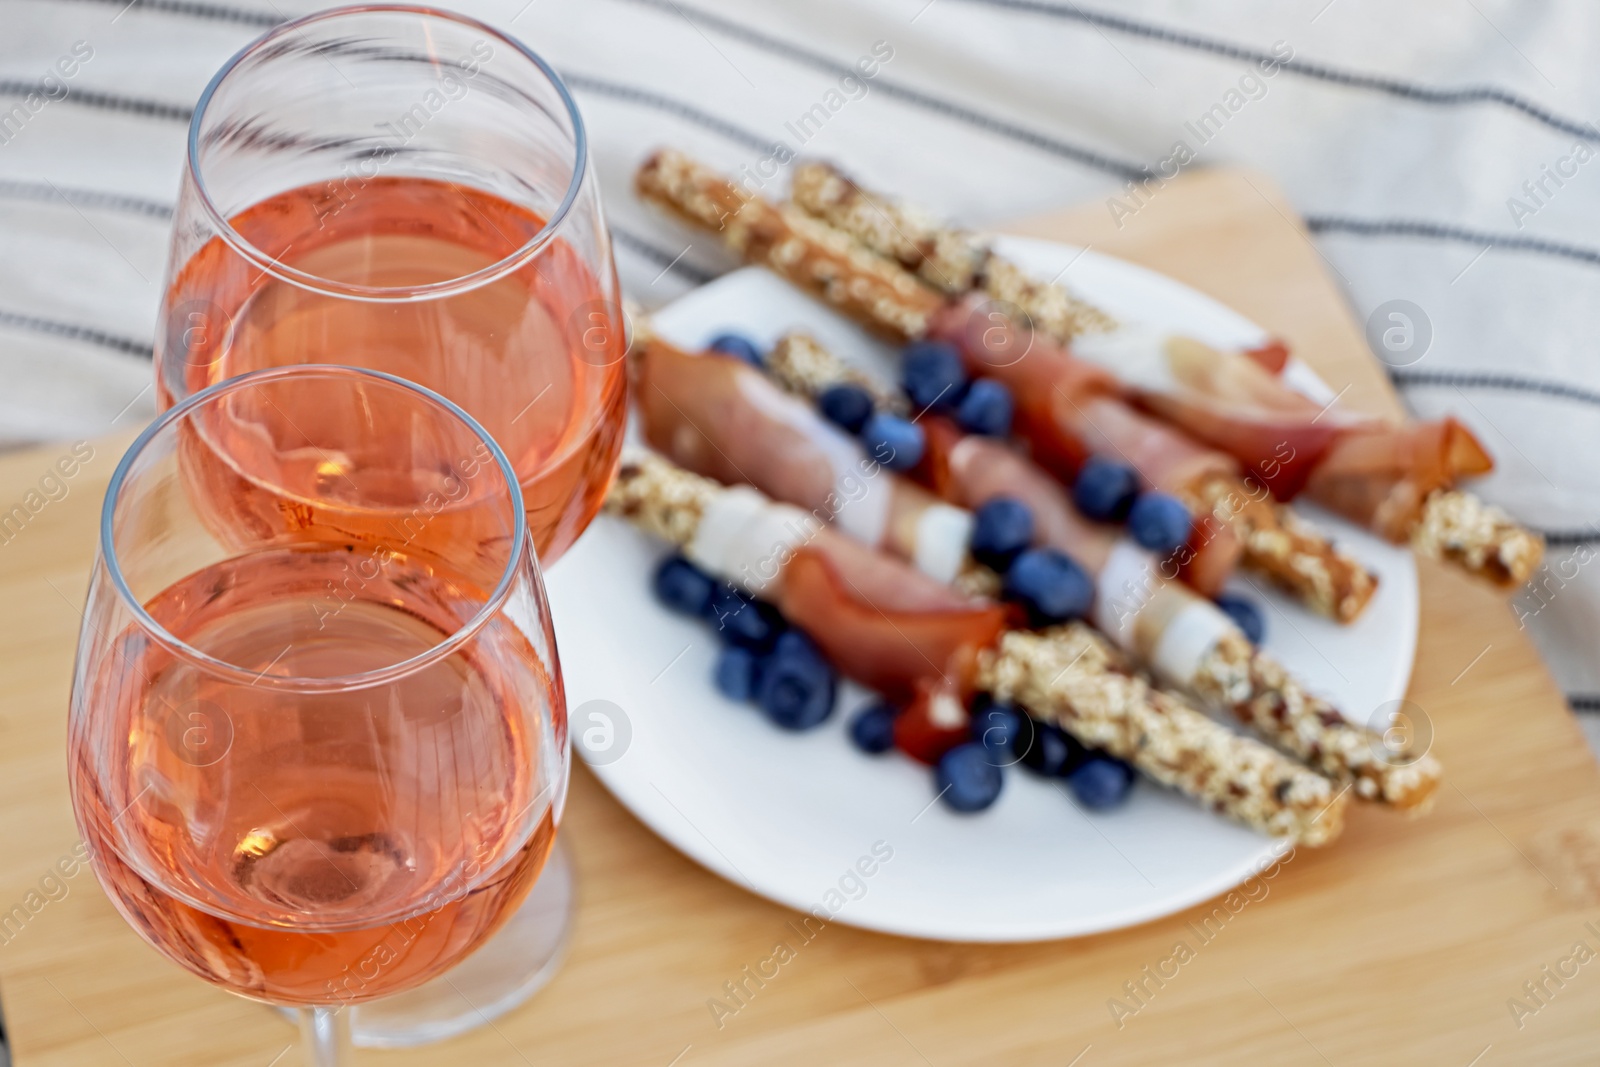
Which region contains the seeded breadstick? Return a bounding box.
[606,450,1346,844]
[766,326,1378,624]
[752,330,1434,807]
[788,161,1541,588]
[789,159,1116,338]
[1412,489,1543,586]
[768,333,908,415]
[1190,632,1439,810]
[977,629,1343,846]
[635,149,943,340]
[1187,471,1379,623]
[789,160,987,294]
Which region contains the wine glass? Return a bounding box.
[157,4,626,564]
[68,366,567,1065]
[151,5,621,1042]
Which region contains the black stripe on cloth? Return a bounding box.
[53,0,279,27]
[945,0,1600,144]
[611,226,719,285]
[1390,369,1600,409]
[0,180,173,220]
[1541,528,1600,547]
[0,309,153,359]
[562,73,783,156]
[0,82,192,123]
[610,0,1146,180]
[1568,695,1600,713]
[1308,215,1600,270]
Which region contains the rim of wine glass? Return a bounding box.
[101,364,534,694]
[187,3,590,302]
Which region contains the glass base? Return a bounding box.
[281,839,575,1049]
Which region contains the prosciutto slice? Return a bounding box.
[927,304,1243,595]
[1058,318,1498,533]
[636,339,974,581]
[777,535,1005,702]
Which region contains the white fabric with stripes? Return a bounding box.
[5,0,1600,743]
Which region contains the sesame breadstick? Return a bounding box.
[1411,489,1543,586]
[754,331,1436,809]
[635,150,1381,624]
[789,159,1115,337]
[606,450,1346,844]
[770,328,1378,625]
[785,159,1541,594]
[977,629,1343,845]
[635,149,942,340]
[1186,470,1379,624]
[768,333,908,415]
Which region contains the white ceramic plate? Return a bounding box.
[544,239,1418,942]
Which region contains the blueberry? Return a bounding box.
[955,378,1014,437]
[706,586,785,652]
[817,383,875,435]
[652,555,715,616]
[1216,593,1266,644]
[901,340,967,412]
[935,743,1004,812]
[1002,548,1094,626]
[861,412,925,472]
[970,497,1034,571]
[708,332,763,366]
[848,700,899,754]
[971,703,1024,756]
[1014,719,1083,777]
[756,630,837,730]
[1127,492,1192,554]
[714,645,763,702]
[1072,456,1140,522]
[1067,756,1137,810]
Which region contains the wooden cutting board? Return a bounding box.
[3,168,1596,1066]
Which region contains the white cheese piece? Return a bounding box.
[1070,325,1178,395]
[1150,601,1237,686]
[686,486,817,594]
[912,504,975,584]
[1091,540,1158,652]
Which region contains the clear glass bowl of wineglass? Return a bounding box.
[69,366,568,1064]
[157,4,627,563]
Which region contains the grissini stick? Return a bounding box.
[607,449,1347,844]
[636,336,1439,810]
[635,148,942,341]
[788,158,1542,588]
[929,302,1381,623]
[635,149,1378,620]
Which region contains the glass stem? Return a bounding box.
[299,1006,353,1065]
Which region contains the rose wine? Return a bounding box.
[70,546,562,1006]
[158,177,627,561]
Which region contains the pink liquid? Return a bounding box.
[70,547,560,1006]
[158,177,627,561]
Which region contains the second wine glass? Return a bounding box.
[157,4,627,564]
[70,366,567,1065]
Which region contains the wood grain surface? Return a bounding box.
[1,168,1594,1066]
